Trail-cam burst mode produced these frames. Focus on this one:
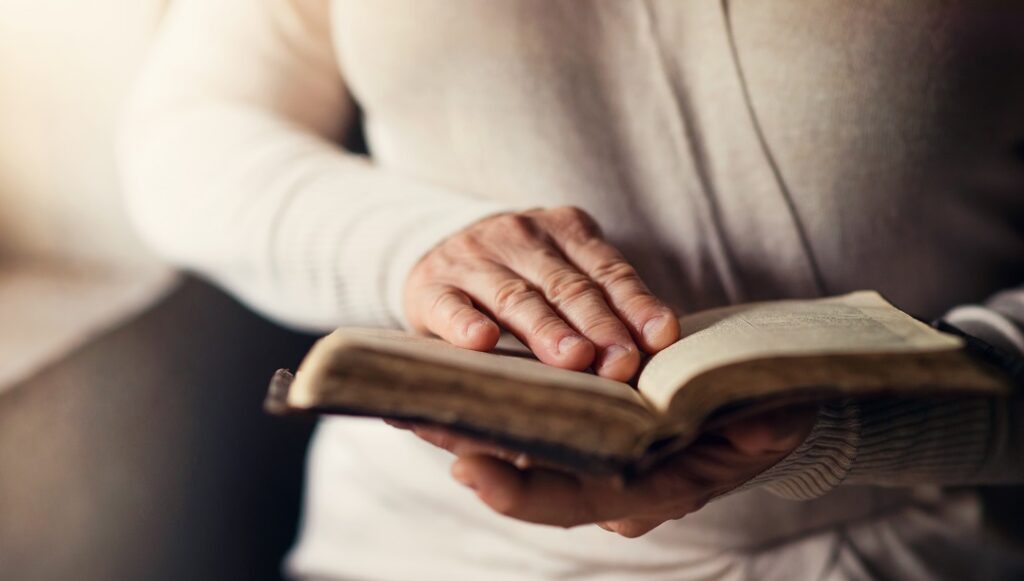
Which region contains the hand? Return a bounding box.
[435,405,817,537]
[403,207,680,381]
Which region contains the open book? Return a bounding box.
[266,291,1012,474]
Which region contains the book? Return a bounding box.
[265,291,1013,475]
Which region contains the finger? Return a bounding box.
[661,438,776,493]
[544,207,680,353]
[599,518,664,538]
[503,244,641,381]
[451,456,640,527]
[414,284,501,351]
[625,461,716,518]
[383,419,414,430]
[412,425,524,464]
[577,243,679,354]
[458,264,595,370]
[414,425,547,470]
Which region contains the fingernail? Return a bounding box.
[598,345,631,370]
[557,335,585,355]
[642,315,671,345]
[452,462,477,491]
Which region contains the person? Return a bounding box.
[119,1,1024,579]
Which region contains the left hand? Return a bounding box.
[396,405,817,537]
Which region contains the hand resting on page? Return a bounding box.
[402,206,679,381]
[397,206,815,537]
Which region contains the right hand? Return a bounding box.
[403,206,680,381]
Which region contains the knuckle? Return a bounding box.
[543,271,600,308]
[669,491,709,519]
[411,252,447,280]
[414,427,455,452]
[591,259,638,287]
[527,315,568,341]
[555,207,602,240]
[550,205,586,220]
[614,523,649,539]
[491,213,538,241]
[620,293,664,318]
[664,494,710,520]
[550,205,591,225]
[491,492,522,517]
[529,246,564,265]
[436,435,461,453]
[446,232,488,258]
[428,288,457,314]
[493,279,535,315]
[578,315,628,339]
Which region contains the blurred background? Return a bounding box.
[0,1,318,579]
[2,3,1023,581]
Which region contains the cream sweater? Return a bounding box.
[120,1,1024,579]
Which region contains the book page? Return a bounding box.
[285,327,658,463]
[637,291,963,411]
[288,327,647,408]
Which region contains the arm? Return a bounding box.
[440,289,1022,537]
[120,0,680,376]
[119,0,511,330]
[757,288,1024,499]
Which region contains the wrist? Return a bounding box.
[739,396,995,500]
[389,200,517,328]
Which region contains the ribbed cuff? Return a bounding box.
[844,396,991,486]
[742,400,859,500]
[742,396,995,501]
[737,290,1022,501]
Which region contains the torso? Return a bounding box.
[334,0,1024,315]
[292,2,1024,578]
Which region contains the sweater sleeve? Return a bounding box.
[118,0,514,331]
[746,287,1024,500]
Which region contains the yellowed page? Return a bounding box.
[283,328,658,462]
[288,328,646,408]
[638,291,963,411]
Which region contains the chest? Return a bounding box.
[332,1,1024,148]
[329,0,1024,312]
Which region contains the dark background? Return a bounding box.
[0,277,317,581]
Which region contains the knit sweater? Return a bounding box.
[120,1,1024,578]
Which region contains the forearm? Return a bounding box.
[751,288,1024,499]
[122,104,508,329]
[119,0,512,330]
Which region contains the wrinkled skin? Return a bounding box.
[400,207,816,537]
[403,206,680,381]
